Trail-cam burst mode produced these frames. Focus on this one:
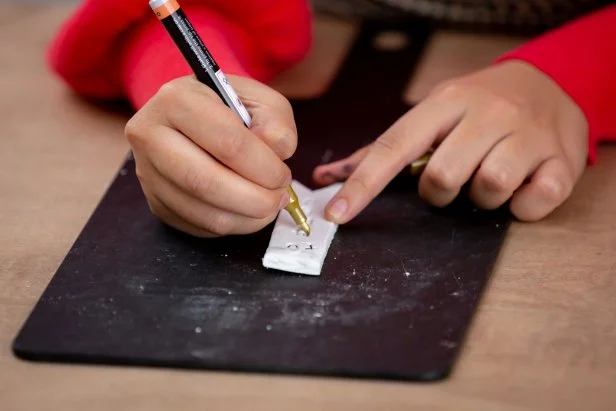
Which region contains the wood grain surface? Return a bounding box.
[1,5,615,411]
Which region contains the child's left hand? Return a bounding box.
[313,61,589,223]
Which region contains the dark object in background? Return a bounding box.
[13,20,509,381]
[313,0,614,34]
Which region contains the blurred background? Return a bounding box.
[5,0,613,33]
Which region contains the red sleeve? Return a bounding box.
[497,5,616,164]
[48,0,312,108]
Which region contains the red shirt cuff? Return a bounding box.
[495,52,600,164]
[495,6,616,164]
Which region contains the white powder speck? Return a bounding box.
[232,306,238,311]
[313,312,323,318]
[367,294,372,299]
[266,325,272,331]
[429,305,434,310]
[195,326,202,334]
[139,285,145,291]
[496,224,500,228]
[404,271,411,277]
[321,148,334,163]
[228,291,233,295]
[440,340,457,349]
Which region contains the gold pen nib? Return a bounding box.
[409,152,433,176]
[299,221,311,236]
[284,186,311,236]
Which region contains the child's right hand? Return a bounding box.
[125,75,297,237]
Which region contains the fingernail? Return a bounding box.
[322,172,335,184]
[279,193,290,210]
[328,198,348,221]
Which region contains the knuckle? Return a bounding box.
[206,212,234,237]
[477,165,513,193]
[371,135,406,165]
[124,116,146,148]
[511,205,542,222]
[489,95,524,121]
[276,130,298,160]
[157,79,183,102]
[183,167,218,199]
[417,180,453,208]
[372,136,397,154]
[159,78,207,120]
[347,174,370,193]
[433,81,466,99]
[538,176,571,203]
[424,163,459,192]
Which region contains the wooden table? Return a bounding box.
[1,5,615,410]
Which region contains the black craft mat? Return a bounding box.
[13,20,510,381]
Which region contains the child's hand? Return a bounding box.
[314,61,589,223]
[125,75,297,237]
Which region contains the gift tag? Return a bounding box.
[263,181,342,275]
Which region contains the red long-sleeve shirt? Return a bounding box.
[48,1,615,163]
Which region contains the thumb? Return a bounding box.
[229,75,298,160]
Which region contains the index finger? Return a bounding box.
[228,76,298,160]
[163,79,291,190]
[324,98,464,223]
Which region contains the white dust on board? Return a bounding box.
[123,245,469,336]
[156,264,445,336]
[170,287,416,333]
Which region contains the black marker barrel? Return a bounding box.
[149,0,252,126]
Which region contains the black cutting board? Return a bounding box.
[13,19,510,381]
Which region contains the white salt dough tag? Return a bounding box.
[262,181,342,276]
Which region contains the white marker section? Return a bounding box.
[263,181,342,276]
[214,69,252,126]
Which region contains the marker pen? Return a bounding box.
[149,0,311,235]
